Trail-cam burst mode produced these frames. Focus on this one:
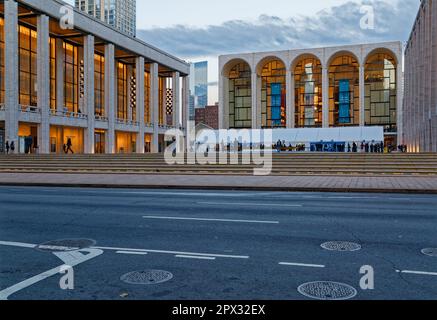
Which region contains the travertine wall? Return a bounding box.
[404,0,437,152]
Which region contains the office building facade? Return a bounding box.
[0,0,190,154]
[189,61,208,119]
[219,42,403,146]
[403,0,437,152]
[75,0,136,37]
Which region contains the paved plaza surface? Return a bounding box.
[0,173,436,194]
[0,186,436,300]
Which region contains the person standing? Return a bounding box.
[10,141,15,154]
[5,141,9,154]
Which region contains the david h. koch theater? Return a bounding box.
[218,42,403,149]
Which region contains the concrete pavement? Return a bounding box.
[0,173,436,194]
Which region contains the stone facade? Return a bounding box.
[403,0,437,152]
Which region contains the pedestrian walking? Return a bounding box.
[66,138,74,154]
[5,141,9,154]
[10,141,15,154]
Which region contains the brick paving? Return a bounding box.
[0,173,436,194]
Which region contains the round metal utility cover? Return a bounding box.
[321,241,362,252]
[36,239,96,252]
[120,270,173,285]
[298,281,357,300]
[421,248,437,257]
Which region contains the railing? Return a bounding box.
[95,115,109,122]
[116,118,139,126]
[50,109,87,119]
[19,105,41,114]
[159,124,176,130]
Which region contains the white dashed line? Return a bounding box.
[175,255,216,260]
[116,251,148,256]
[197,202,302,208]
[396,270,437,276]
[142,215,279,224]
[279,262,326,268]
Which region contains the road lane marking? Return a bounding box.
[92,246,249,260]
[396,270,437,276]
[142,215,279,224]
[279,262,326,268]
[197,202,302,208]
[175,255,216,260]
[0,241,36,249]
[116,251,148,256]
[0,248,103,300]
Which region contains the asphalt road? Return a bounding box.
[0,186,436,300]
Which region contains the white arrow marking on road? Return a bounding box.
[0,242,103,300]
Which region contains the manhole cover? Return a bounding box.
[321,241,362,252]
[120,270,173,285]
[422,248,437,257]
[36,239,96,252]
[298,281,357,300]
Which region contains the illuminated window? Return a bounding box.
[0,17,4,104]
[329,55,360,127]
[94,53,105,116]
[364,53,397,132]
[158,77,165,125]
[144,71,151,123]
[64,42,80,113]
[19,25,38,107]
[261,60,286,128]
[117,62,128,119]
[294,57,323,128]
[228,62,251,129]
[49,38,56,110]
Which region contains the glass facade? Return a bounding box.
[49,38,56,110]
[115,131,136,153]
[144,71,150,123]
[18,25,38,107]
[0,17,4,105]
[329,55,360,127]
[159,77,165,125]
[261,60,286,128]
[95,53,105,116]
[228,62,251,129]
[94,129,106,153]
[364,53,397,132]
[294,57,323,128]
[64,42,80,113]
[117,62,128,120]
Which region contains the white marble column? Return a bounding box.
[150,62,159,153]
[251,72,258,129]
[84,35,95,154]
[104,43,115,153]
[322,66,329,128]
[172,72,180,129]
[4,0,19,148]
[182,76,190,131]
[359,66,365,127]
[37,15,50,154]
[55,38,65,113]
[136,57,145,153]
[396,62,404,145]
[286,69,295,128]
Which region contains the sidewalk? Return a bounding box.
[0,173,436,194]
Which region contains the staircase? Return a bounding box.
[0,153,436,176]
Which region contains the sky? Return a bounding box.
[66,0,420,104]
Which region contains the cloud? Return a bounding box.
[137,0,418,58]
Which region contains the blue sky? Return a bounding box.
[66,0,419,103]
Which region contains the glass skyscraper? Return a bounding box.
[75,0,136,37]
[189,61,208,119]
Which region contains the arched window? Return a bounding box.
[228,62,252,129]
[328,54,360,127]
[294,57,323,128]
[260,60,286,128]
[364,52,397,132]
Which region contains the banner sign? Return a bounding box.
[338,79,351,124]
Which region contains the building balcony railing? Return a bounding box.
[95,115,109,122]
[50,109,88,119]
[116,118,139,126]
[145,122,154,128]
[19,104,41,114]
[159,124,176,130]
